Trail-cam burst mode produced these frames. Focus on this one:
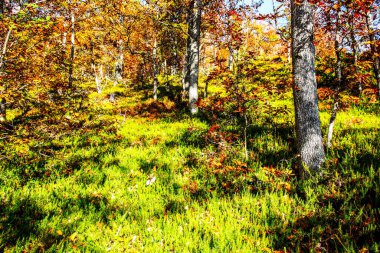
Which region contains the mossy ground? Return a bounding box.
[0,81,379,252]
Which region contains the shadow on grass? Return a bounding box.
[0,117,121,185]
[272,192,380,252]
[0,197,47,251]
[328,128,380,174]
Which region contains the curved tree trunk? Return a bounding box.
[291,0,325,176]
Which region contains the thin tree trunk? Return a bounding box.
[110,41,124,103]
[0,97,5,122]
[0,29,11,71]
[0,28,11,122]
[291,0,325,175]
[62,31,67,46]
[243,113,248,161]
[173,38,178,75]
[94,65,104,94]
[349,14,361,94]
[327,15,342,148]
[228,45,234,71]
[366,13,380,98]
[188,0,201,114]
[204,80,208,98]
[183,2,193,93]
[327,100,339,148]
[68,9,75,88]
[153,38,158,100]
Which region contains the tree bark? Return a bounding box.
[0,98,5,122]
[366,13,380,98]
[327,13,342,148]
[228,45,233,71]
[183,1,193,93]
[110,41,124,103]
[0,29,11,71]
[0,28,11,122]
[153,38,158,100]
[68,8,75,88]
[349,13,361,94]
[291,0,325,175]
[188,0,201,114]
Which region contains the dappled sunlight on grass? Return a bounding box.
[0,86,379,252]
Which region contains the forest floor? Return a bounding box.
[0,85,380,252]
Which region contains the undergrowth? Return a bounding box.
[0,84,379,252]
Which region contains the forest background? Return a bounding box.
[0,0,379,252]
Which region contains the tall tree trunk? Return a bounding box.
[0,28,11,122]
[183,2,193,93]
[188,0,201,114]
[366,13,380,98]
[152,38,158,100]
[349,14,361,94]
[68,8,75,88]
[327,15,342,148]
[291,0,325,175]
[172,38,179,75]
[110,41,124,103]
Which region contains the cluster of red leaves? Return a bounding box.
[118,99,177,120]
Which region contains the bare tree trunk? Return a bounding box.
[0,28,11,122]
[68,8,75,88]
[172,38,179,75]
[0,29,11,71]
[0,98,5,122]
[62,29,67,47]
[291,0,325,175]
[110,41,124,103]
[115,52,123,83]
[94,65,104,94]
[327,16,342,148]
[183,2,193,94]
[188,0,201,114]
[366,13,380,98]
[204,80,209,98]
[228,45,234,71]
[349,14,361,94]
[153,38,158,100]
[327,100,339,148]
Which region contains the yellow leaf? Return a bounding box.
[69,232,78,242]
[57,230,63,236]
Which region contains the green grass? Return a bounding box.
[0,85,379,252]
